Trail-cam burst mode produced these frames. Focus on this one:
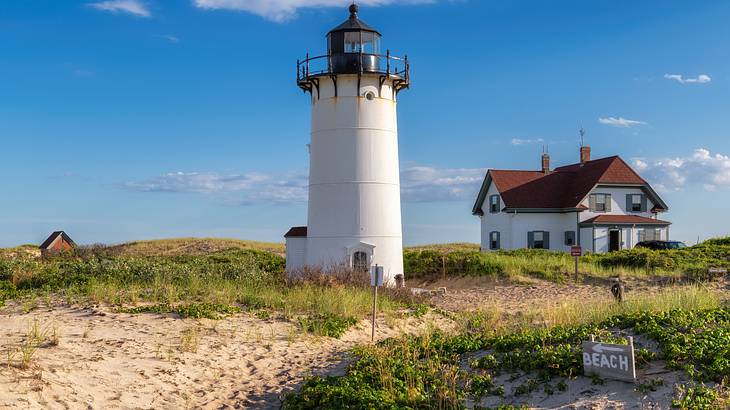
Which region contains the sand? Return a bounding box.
[1,278,724,409]
[0,303,454,409]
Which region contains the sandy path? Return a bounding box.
[0,305,451,409]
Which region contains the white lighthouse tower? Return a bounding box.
[285,4,410,284]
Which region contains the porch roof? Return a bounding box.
[579,215,671,227]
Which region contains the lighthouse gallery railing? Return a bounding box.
[297,51,409,87]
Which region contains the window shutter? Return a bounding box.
[497,196,501,212]
[605,194,612,212]
[544,231,550,249]
[589,194,596,212]
[528,231,534,248]
[641,195,648,212]
[626,194,632,212]
[496,231,501,249]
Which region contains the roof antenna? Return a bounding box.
[579,127,586,147]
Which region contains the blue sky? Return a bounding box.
[1,0,729,247]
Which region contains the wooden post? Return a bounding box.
[574,255,579,283]
[442,255,446,280]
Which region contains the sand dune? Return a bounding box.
[0,304,452,409]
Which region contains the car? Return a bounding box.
[635,240,687,250]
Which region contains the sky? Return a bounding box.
[1,0,730,247]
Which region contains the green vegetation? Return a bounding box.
[104,237,285,256]
[286,288,729,409]
[586,240,730,280]
[298,314,359,338]
[0,247,405,338]
[116,302,242,320]
[404,238,730,282]
[404,248,652,282]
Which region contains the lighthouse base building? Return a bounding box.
[284,5,409,285]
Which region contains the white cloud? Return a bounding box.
[193,0,435,23]
[125,165,485,204]
[598,117,647,128]
[88,0,151,17]
[511,137,544,146]
[632,148,730,192]
[157,35,180,43]
[400,165,485,202]
[124,171,272,194]
[664,74,711,84]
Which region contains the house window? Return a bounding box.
[631,194,642,212]
[591,193,611,212]
[534,231,544,249]
[489,195,500,213]
[639,228,660,242]
[564,231,576,246]
[352,251,369,272]
[489,231,500,250]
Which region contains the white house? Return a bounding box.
[472,146,670,253]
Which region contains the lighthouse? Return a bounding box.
[285,4,410,285]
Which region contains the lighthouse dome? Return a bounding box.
[328,4,381,36]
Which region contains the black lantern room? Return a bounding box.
[327,4,381,74]
[297,4,409,94]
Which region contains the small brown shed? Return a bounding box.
[39,231,76,258]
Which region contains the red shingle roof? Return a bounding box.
[473,156,666,214]
[580,215,671,226]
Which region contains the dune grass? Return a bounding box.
[404,239,730,283]
[286,287,730,409]
[104,237,285,256]
[0,248,407,335]
[404,248,666,283]
[460,285,724,336]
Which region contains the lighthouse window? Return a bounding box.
[353,251,369,272]
[364,91,375,100]
[361,32,380,54]
[344,32,361,53]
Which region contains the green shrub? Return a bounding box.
[118,302,241,320]
[298,314,358,338]
[403,250,505,279]
[286,307,730,408]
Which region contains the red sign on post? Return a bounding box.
[571,246,582,257]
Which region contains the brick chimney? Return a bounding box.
[580,145,591,163]
[541,153,550,174]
